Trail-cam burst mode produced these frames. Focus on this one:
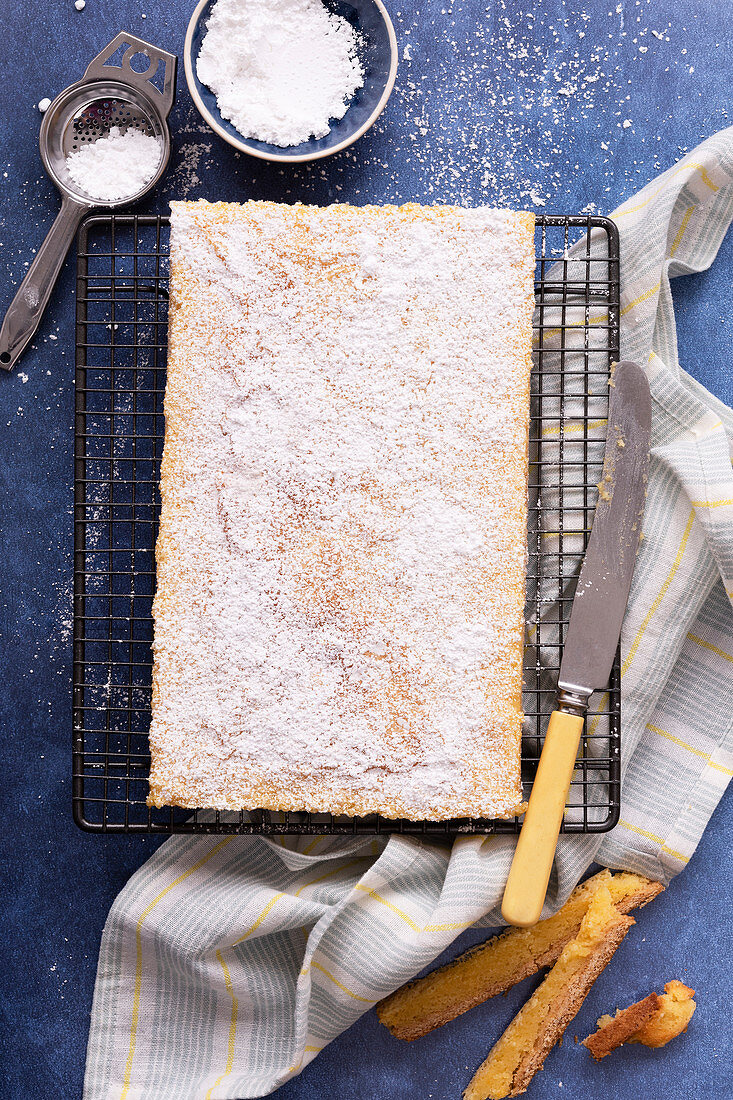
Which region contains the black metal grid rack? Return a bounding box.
[73,213,621,835]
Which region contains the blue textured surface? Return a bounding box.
[0,1,731,1098]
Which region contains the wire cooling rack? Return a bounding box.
[73,213,621,835]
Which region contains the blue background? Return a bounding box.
[0,1,731,1097]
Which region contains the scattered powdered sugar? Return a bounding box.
[168,140,211,197]
[65,125,162,201]
[150,200,533,819]
[197,0,364,147]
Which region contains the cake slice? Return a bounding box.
[149,200,535,819]
[463,885,634,1100]
[378,870,662,1040]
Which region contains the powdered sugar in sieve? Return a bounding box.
[65,123,163,202]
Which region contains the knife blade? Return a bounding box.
[558,360,652,704]
[502,360,652,928]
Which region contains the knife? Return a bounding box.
[501,360,652,928]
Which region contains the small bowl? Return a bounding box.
[184,0,398,163]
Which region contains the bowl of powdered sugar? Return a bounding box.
[184,0,397,162]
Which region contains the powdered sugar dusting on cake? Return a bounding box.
[149,200,534,819]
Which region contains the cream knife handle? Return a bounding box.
[501,710,585,928]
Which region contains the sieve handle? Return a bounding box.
[0,196,87,372]
[83,32,177,118]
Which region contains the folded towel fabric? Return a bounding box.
[84,128,733,1100]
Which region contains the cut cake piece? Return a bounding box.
[584,980,696,1057]
[463,884,634,1100]
[148,200,535,819]
[630,980,696,1047]
[582,992,661,1060]
[378,869,663,1039]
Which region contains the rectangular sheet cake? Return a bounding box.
[148,200,535,819]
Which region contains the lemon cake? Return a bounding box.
[464,884,634,1100]
[582,992,661,1060]
[378,870,663,1039]
[148,199,535,818]
[585,980,696,1057]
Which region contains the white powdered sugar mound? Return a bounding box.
[196,0,364,147]
[65,125,162,201]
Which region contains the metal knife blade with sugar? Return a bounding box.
[502,360,652,928]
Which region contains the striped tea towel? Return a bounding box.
[84,128,733,1100]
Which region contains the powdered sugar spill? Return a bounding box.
[149,201,533,819]
[197,0,364,147]
[65,125,162,202]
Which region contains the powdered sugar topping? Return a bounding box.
[150,201,533,818]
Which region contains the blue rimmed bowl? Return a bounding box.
[184,0,398,163]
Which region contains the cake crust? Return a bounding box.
[149,200,535,819]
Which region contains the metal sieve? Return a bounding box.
[0,32,176,372]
